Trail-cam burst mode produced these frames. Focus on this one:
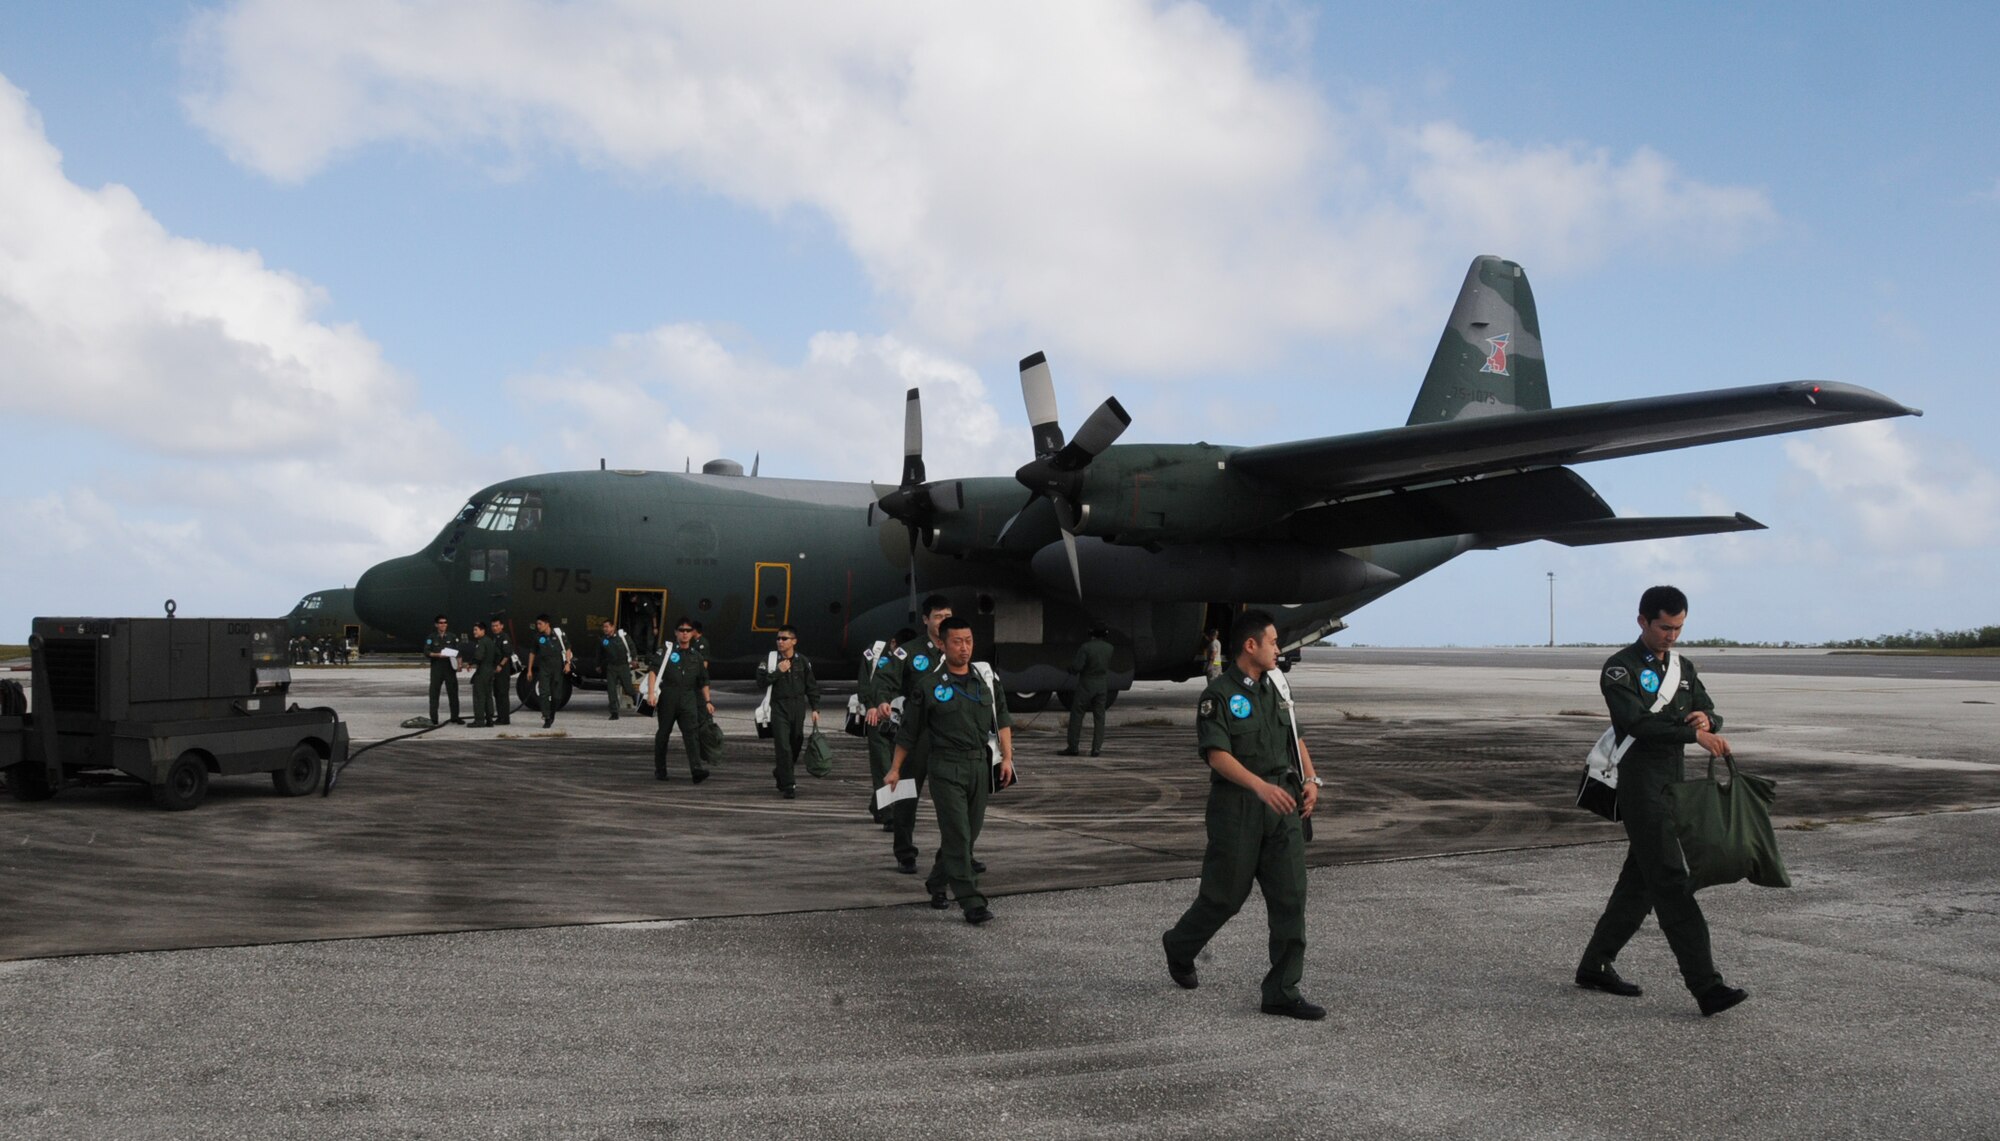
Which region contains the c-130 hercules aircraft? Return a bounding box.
[354,255,1918,709]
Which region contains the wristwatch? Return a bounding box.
[1306,776,1323,787]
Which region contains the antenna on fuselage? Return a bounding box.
[751,453,760,477]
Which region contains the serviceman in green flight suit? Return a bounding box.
[598,619,640,720]
[859,626,917,830]
[1059,624,1115,757]
[645,616,714,783]
[1574,584,1748,1018]
[1162,608,1327,1021]
[526,614,572,730]
[488,616,516,726]
[885,615,1014,924]
[422,614,464,725]
[870,595,954,873]
[467,620,498,728]
[756,625,820,798]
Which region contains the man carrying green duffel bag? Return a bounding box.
[1573,585,1752,1018]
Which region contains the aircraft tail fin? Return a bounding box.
[1407,256,1551,426]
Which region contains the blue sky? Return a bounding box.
[2,1,1993,646]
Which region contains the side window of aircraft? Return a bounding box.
[301,595,322,611]
[474,492,544,533]
[469,549,511,584]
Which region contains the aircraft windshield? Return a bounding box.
[299,594,323,610]
[475,492,543,532]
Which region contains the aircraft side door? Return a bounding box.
[753,563,791,631]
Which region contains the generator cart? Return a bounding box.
[0,613,348,811]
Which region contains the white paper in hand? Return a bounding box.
[874,782,918,811]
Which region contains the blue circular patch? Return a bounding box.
[1640,670,1661,694]
[913,654,931,672]
[1228,693,1252,719]
[669,652,681,664]
[933,684,954,703]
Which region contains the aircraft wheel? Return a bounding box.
[152,752,209,811]
[1007,690,1052,714]
[271,743,325,797]
[515,674,573,711]
[5,762,56,802]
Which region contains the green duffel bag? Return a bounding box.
[1667,753,1791,890]
[698,718,726,765]
[803,728,835,778]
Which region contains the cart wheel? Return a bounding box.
[1007,690,1052,713]
[152,752,209,811]
[517,673,541,712]
[555,673,573,711]
[271,743,325,797]
[5,762,56,802]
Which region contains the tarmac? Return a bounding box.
[2,649,1997,1138]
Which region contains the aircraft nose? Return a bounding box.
[355,554,446,641]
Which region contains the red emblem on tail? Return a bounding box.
[1480,333,1510,376]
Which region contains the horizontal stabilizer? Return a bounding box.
[1478,513,1767,549]
[1233,381,1920,500]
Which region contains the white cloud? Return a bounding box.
[513,325,1014,483]
[0,74,432,461]
[1784,420,2000,550]
[0,74,482,631]
[179,0,1778,373]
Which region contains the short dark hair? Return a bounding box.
[1638,585,1689,621]
[1229,609,1277,658]
[434,614,449,623]
[891,627,918,646]
[471,620,487,632]
[535,613,552,624]
[938,616,973,637]
[674,615,697,630]
[1089,624,1110,639]
[490,615,507,625]
[921,594,952,617]
[777,624,798,638]
[600,619,615,628]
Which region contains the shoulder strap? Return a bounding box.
[1649,653,1683,714]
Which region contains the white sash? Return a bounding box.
[1585,652,1682,789]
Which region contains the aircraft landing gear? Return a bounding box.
[1007,690,1053,714]
[517,673,574,712]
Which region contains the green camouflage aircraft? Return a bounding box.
[354,256,1919,711]
[283,587,421,654]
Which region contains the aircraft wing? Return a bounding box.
[1230,381,1920,499]
[1476,512,1767,549]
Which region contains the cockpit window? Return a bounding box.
[454,502,480,526]
[474,492,544,532]
[300,595,323,611]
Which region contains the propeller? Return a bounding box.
[874,388,963,617]
[997,352,1131,597]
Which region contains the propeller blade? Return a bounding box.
[1053,397,1131,470]
[993,489,1040,543]
[1020,352,1064,457]
[1060,526,1083,598]
[906,524,920,619]
[901,388,925,488]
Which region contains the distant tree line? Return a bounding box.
[1674,626,2000,650]
[1822,626,2000,650]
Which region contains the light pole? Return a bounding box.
[1547,572,1555,648]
